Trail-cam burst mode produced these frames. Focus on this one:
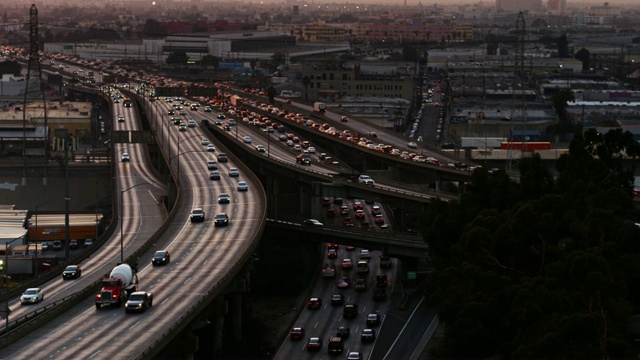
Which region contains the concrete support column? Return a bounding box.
[211,297,228,354]
[229,291,243,343]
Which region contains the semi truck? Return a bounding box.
[95,263,138,309]
[313,102,326,114]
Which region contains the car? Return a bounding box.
[333,197,343,205]
[41,241,50,251]
[326,208,336,217]
[217,153,228,162]
[355,209,366,219]
[327,248,338,258]
[167,109,174,115]
[307,146,316,153]
[190,208,205,222]
[223,124,231,131]
[179,124,187,131]
[290,327,305,340]
[322,197,332,206]
[125,291,153,313]
[347,352,362,360]
[237,181,248,191]
[343,304,358,319]
[306,337,322,352]
[62,265,81,279]
[180,110,187,115]
[210,171,221,180]
[339,205,350,216]
[345,245,355,251]
[357,175,375,185]
[52,240,62,250]
[360,222,370,230]
[121,152,130,162]
[214,213,229,226]
[340,116,348,122]
[206,144,216,152]
[20,288,44,305]
[337,326,351,340]
[307,297,322,310]
[341,258,353,269]
[353,201,364,210]
[228,168,240,177]
[372,289,386,302]
[343,218,354,227]
[69,239,78,249]
[323,264,336,278]
[204,106,212,112]
[354,278,367,291]
[243,136,252,144]
[371,205,382,215]
[152,250,170,265]
[408,141,418,149]
[201,139,210,145]
[367,313,380,327]
[379,256,392,268]
[187,120,196,127]
[303,219,323,227]
[255,145,266,153]
[207,161,218,170]
[361,328,376,342]
[218,193,230,204]
[375,274,388,288]
[374,214,385,224]
[360,249,371,259]
[337,277,350,289]
[331,294,343,306]
[328,243,338,249]
[117,115,125,122]
[84,239,93,247]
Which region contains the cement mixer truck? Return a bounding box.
[95,263,138,309]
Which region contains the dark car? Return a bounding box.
[343,304,358,319]
[379,256,392,269]
[218,193,230,204]
[210,171,221,180]
[125,291,153,313]
[375,274,388,288]
[152,250,170,266]
[331,294,343,306]
[69,239,79,249]
[366,313,380,327]
[361,328,376,342]
[217,153,228,162]
[336,326,350,340]
[207,161,218,170]
[190,208,205,222]
[306,337,322,352]
[307,297,322,310]
[372,289,386,302]
[62,265,81,280]
[214,213,229,226]
[290,327,305,340]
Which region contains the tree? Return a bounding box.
[402,44,419,62]
[200,54,220,69]
[266,85,277,104]
[166,51,189,65]
[556,33,569,58]
[575,48,591,72]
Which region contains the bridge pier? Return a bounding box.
[211,297,228,354]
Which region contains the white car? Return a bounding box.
[237,181,248,191]
[358,175,374,185]
[359,249,370,259]
[308,146,316,153]
[408,141,418,149]
[206,144,216,152]
[201,139,210,145]
[20,288,44,305]
[244,136,252,144]
[121,152,130,162]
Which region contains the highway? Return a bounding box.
[1,87,267,358]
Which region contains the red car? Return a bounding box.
[307,297,322,310]
[343,218,354,227]
[342,258,353,269]
[374,214,385,224]
[355,210,366,219]
[291,327,305,340]
[352,201,364,210]
[306,337,322,351]
[328,243,339,249]
[370,205,382,215]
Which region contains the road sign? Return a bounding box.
[0,303,11,319]
[407,271,417,280]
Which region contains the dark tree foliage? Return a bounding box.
[0,60,22,76]
[557,33,570,58]
[402,44,419,62]
[575,48,591,72]
[166,52,189,65]
[266,85,276,104]
[425,128,640,359]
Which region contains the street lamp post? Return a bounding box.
[175,135,204,183]
[120,182,154,263]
